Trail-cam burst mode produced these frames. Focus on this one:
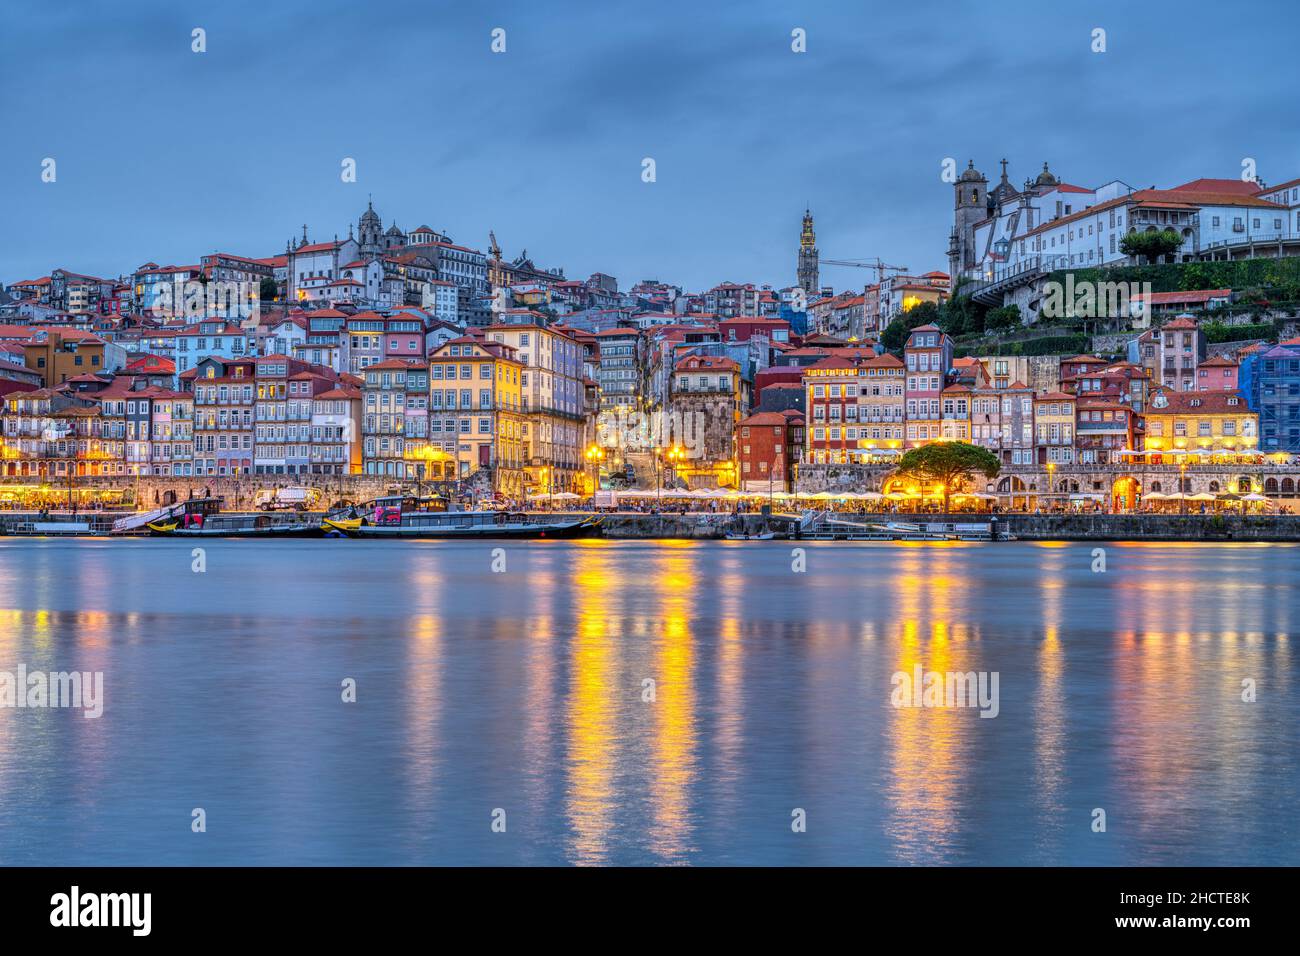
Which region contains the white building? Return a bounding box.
[951,161,1299,319]
[287,237,360,303]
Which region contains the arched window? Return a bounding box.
[1266,477,1279,493]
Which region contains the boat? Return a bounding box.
[147,498,320,537]
[725,530,778,540]
[327,494,602,539]
[3,520,95,536]
[797,516,1013,541]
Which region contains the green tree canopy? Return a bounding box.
[984,304,1021,332]
[896,441,1001,512]
[1119,228,1183,265]
[882,301,941,351]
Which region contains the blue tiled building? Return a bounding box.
[1241,343,1300,453]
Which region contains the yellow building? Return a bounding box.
[1033,391,1076,465]
[481,322,585,493]
[1143,386,1258,459]
[428,336,527,496]
[24,330,107,386]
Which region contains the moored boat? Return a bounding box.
[147,498,320,537]
[322,493,602,539]
[349,510,601,539]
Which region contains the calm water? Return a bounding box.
[0,538,1295,866]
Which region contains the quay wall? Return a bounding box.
[984,513,1300,541]
[598,512,1300,541]
[5,475,401,509]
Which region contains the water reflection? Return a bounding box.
[883,546,972,864]
[647,544,698,863]
[565,545,622,864]
[0,539,1294,865]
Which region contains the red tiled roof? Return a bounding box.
[1173,178,1262,196]
[675,354,739,371]
[1132,288,1231,305]
[1148,389,1250,414]
[739,410,804,427]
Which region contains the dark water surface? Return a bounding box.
[0,538,1295,865]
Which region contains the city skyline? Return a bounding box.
[5,0,1300,290]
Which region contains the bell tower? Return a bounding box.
[797,208,819,296]
[950,160,988,281]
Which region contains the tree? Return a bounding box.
[896,441,1001,513]
[259,277,279,302]
[985,304,1021,332]
[940,290,987,337]
[1120,228,1183,264]
[883,301,940,351]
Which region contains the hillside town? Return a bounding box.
[7,163,1300,513]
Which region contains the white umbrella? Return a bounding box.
[1241,493,1269,502]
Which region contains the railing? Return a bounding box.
[1202,233,1294,251]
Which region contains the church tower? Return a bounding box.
[358,199,383,259]
[949,160,989,283]
[797,209,819,296]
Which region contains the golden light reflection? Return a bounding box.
[884,546,970,863]
[566,544,622,864]
[647,543,699,863]
[1033,545,1066,826]
[711,550,745,826]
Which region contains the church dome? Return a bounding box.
[958,160,985,183]
[1035,162,1059,186]
[360,201,381,225]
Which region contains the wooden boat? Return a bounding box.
[323,495,602,539]
[349,511,602,539]
[724,531,778,540]
[147,498,319,537]
[3,520,95,536]
[321,516,363,534]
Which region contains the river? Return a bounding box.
[0,538,1295,865]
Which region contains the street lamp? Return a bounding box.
[1179,461,1188,515]
[666,445,685,491]
[1044,461,1056,514]
[584,444,604,497]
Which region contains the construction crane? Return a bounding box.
[818,257,910,284]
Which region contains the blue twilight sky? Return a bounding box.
[2,0,1299,293]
